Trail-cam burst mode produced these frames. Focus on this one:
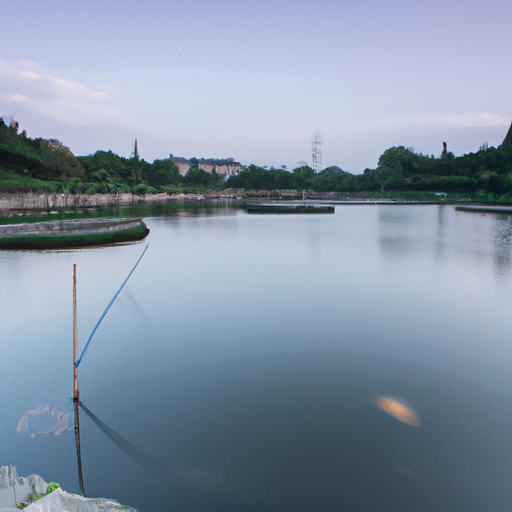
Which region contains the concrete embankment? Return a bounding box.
[0,191,244,212]
[4,191,504,212]
[0,190,330,211]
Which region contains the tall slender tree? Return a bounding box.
[131,139,140,187]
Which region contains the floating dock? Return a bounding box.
[246,202,335,214]
[455,205,512,214]
[0,218,149,250]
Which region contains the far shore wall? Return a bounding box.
[0,189,324,211]
[0,192,169,210]
[0,191,247,211]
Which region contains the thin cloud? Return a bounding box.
[0,60,130,128]
[440,112,510,128]
[397,112,510,129]
[6,94,31,104]
[7,93,114,127]
[0,60,105,99]
[342,112,510,133]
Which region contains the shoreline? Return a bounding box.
[0,191,510,214]
[0,191,244,213]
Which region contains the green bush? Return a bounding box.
[133,184,158,196]
[57,178,85,194]
[0,169,57,192]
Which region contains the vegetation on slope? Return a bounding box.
[2,116,512,199]
[227,132,512,199]
[0,118,218,194]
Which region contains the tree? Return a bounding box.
[319,166,345,182]
[130,139,141,187]
[185,165,210,186]
[146,158,181,187]
[39,139,85,180]
[79,150,127,181]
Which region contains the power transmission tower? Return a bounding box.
[311,131,323,172]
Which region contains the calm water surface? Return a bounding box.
[2,204,512,511]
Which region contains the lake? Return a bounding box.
[2,203,512,511]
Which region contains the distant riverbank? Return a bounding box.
[0,190,509,214]
[0,189,333,212]
[0,191,244,212]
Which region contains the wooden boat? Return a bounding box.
[0,217,149,250]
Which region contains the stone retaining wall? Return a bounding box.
[0,192,249,211]
[0,192,169,210]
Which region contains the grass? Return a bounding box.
[0,169,57,192]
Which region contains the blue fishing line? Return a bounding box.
[75,244,148,368]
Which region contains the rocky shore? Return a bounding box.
[0,465,137,511]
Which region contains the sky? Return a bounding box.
[1,0,511,174]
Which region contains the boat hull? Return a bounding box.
[0,218,149,250]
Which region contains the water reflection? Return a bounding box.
[73,398,84,494]
[378,205,512,281]
[78,400,263,507]
[490,215,512,278]
[452,210,512,281]
[4,204,512,511]
[434,205,448,260]
[0,200,242,226]
[79,401,160,479]
[120,201,242,219]
[17,403,72,438]
[378,206,414,225]
[378,206,426,255]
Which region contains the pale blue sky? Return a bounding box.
[1,0,511,172]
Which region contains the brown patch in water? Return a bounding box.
[375,396,420,426]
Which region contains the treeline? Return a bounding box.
[227,123,512,198]
[0,118,223,194]
[2,116,512,198]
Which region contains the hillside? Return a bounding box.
[226,123,512,198]
[2,117,512,199]
[0,118,196,194]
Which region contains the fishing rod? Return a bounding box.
[72,244,149,495]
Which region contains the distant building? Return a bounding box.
[172,156,243,180]
[171,157,192,177]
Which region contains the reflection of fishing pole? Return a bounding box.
[79,401,162,478]
[71,245,149,495]
[72,264,85,495]
[73,399,85,494]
